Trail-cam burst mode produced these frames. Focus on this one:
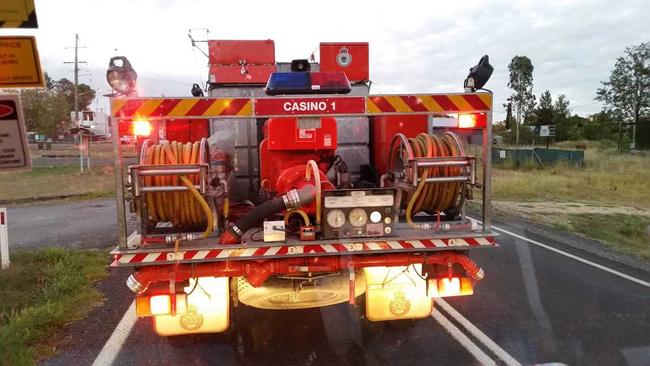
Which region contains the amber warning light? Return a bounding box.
[133,120,152,136]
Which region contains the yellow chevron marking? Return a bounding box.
[111,99,128,115]
[448,95,473,112]
[1,21,23,28]
[237,100,253,116]
[135,99,163,117]
[418,96,444,112]
[384,96,412,112]
[202,99,229,116]
[478,93,492,108]
[168,99,198,117]
[366,99,381,113]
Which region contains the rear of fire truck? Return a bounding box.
[108,40,497,336]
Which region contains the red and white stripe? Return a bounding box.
[112,236,496,266]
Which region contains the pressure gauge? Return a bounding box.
[370,210,382,223]
[326,209,346,229]
[349,208,368,227]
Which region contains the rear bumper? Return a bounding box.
[111,228,498,267]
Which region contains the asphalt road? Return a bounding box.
[16,200,648,365]
[31,156,137,167]
[6,198,121,249]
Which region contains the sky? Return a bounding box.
[2,0,649,120]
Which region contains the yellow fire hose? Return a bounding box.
[143,141,214,238]
[391,132,465,229]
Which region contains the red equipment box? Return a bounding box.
[208,40,276,84]
[371,115,428,175]
[319,42,369,82]
[265,117,337,151]
[165,119,209,143]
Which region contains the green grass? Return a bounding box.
[492,147,650,208]
[0,248,108,365]
[0,166,115,203]
[561,214,650,261]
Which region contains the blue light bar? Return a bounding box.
[265,72,351,96]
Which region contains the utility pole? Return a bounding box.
[515,103,521,145]
[64,34,87,126]
[64,34,88,172]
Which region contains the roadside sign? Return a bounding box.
[540,125,550,137]
[0,0,38,28]
[0,95,31,172]
[0,36,44,88]
[540,125,555,137]
[254,96,366,116]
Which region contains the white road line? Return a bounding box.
[431,309,497,366]
[436,298,522,366]
[469,217,650,288]
[92,301,137,366]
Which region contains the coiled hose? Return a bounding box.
[389,132,466,229]
[142,140,214,238]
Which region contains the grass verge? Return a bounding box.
[492,146,650,208]
[552,213,650,261]
[0,248,108,365]
[0,166,115,203]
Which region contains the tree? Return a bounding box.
[533,90,554,127]
[54,78,96,112]
[21,89,70,137]
[596,42,650,149]
[582,112,618,141]
[506,56,536,144]
[554,94,570,119]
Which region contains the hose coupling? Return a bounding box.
[284,189,302,210]
[126,274,146,294]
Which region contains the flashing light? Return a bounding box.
[133,120,152,136]
[266,72,351,95]
[427,277,474,298]
[458,114,477,128]
[457,113,487,129]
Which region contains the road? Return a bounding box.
[31,156,138,167]
[6,198,120,249]
[12,200,648,365]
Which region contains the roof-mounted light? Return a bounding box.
[265,72,351,96]
[105,56,137,96]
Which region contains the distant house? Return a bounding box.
[70,109,110,136]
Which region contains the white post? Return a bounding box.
[0,208,9,270]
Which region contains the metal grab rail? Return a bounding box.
[129,163,209,197]
[409,156,476,187]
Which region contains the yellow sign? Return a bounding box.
[0,36,43,88]
[0,0,38,28]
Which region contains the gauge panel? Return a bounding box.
[321,188,397,240]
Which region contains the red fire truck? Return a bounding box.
[107,40,496,336]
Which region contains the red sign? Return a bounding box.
[0,104,13,118]
[254,97,366,116]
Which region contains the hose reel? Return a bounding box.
[386,131,475,228]
[130,138,215,239]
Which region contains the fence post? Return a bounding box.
[0,208,9,270]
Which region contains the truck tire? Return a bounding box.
[235,272,366,310]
